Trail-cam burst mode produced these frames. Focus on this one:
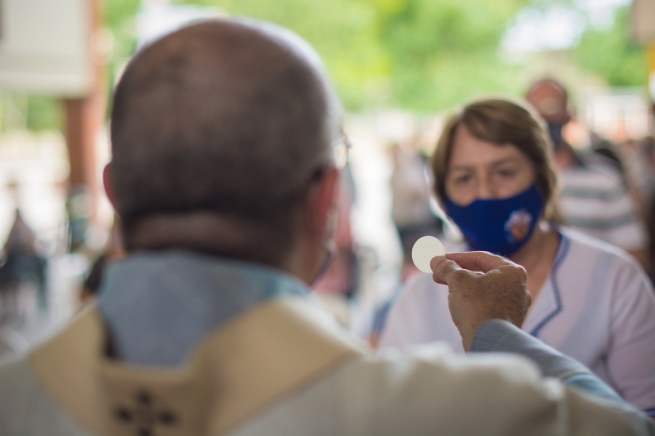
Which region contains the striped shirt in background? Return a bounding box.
[557,162,648,252]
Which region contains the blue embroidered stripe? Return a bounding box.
[530,232,570,338]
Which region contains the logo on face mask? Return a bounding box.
[505,209,532,243]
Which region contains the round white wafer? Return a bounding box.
[411,236,446,273]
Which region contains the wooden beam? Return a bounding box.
[63,0,104,217]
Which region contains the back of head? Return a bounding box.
[432,98,558,220]
[109,19,340,255]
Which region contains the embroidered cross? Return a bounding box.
[114,390,178,436]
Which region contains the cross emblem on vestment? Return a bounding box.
[114,390,178,436]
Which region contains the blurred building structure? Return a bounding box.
[584,90,651,142]
[0,0,104,354]
[0,0,104,216]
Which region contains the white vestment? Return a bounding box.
[0,295,652,435]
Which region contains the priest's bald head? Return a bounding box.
[104,20,342,283]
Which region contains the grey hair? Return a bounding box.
[109,19,341,239]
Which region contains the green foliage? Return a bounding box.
[103,0,141,91]
[25,97,63,132]
[0,95,62,132]
[173,0,529,111]
[373,0,529,110]
[574,5,647,87]
[12,0,649,131]
[175,0,389,110]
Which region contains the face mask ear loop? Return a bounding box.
[309,245,334,287]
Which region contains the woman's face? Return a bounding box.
[445,124,536,206]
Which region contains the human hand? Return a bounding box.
[430,252,531,351]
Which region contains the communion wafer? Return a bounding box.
[411,236,446,273]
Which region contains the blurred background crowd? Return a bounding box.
[2,0,655,352]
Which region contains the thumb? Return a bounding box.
[431,256,463,285]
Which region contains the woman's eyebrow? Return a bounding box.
[450,156,520,172]
[449,165,473,172]
[489,157,520,168]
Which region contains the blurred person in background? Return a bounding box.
[614,137,652,222]
[0,181,48,316]
[0,208,48,315]
[525,79,649,267]
[379,98,655,416]
[79,220,125,304]
[65,184,94,253]
[365,140,445,344]
[1,20,653,435]
[636,136,655,210]
[590,131,629,182]
[639,136,655,283]
[389,140,444,280]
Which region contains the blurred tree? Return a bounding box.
[103,0,141,98]
[25,97,63,132]
[175,0,388,110]
[574,4,647,88]
[14,0,648,129]
[373,0,529,111]
[0,96,62,133]
[176,0,530,111]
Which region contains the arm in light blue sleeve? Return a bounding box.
[470,320,650,416]
[470,320,606,378]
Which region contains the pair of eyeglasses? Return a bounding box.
[331,130,352,169]
[309,130,352,184]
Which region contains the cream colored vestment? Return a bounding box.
[0,296,645,436]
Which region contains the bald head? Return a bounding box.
[525,79,570,124]
[109,20,340,250]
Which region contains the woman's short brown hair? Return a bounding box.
[431,98,558,221]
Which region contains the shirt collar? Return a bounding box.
[98,250,308,366]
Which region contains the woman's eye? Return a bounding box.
[497,169,516,178]
[454,175,472,184]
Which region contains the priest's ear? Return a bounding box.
[304,166,340,238]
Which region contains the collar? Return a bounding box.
[28,298,363,435]
[98,250,307,366]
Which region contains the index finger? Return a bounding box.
[444,251,515,273]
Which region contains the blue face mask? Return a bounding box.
[546,122,566,150]
[445,184,545,257]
